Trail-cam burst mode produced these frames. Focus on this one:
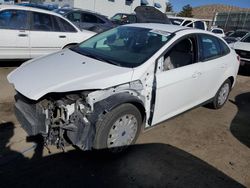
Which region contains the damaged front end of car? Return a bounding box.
[14,80,148,151]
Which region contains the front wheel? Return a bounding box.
[211,79,231,109]
[93,104,142,152]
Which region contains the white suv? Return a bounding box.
[0,5,95,60]
[8,24,239,152]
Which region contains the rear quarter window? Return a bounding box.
[219,39,230,55]
[57,17,77,32]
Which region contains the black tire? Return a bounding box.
[93,103,142,152]
[211,79,231,109]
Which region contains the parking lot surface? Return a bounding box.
[0,64,249,187]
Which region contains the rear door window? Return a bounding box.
[0,9,28,30]
[57,17,77,32]
[199,34,221,61]
[31,12,53,31]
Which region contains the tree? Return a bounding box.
[165,2,173,12]
[178,4,193,17]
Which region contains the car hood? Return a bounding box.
[232,42,250,51]
[8,49,134,100]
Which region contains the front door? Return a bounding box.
[152,36,203,125]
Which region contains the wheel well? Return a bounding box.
[228,76,234,87]
[130,102,146,123]
[62,43,78,49]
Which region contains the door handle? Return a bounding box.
[18,34,28,37]
[59,35,66,38]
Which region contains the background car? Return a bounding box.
[169,16,208,30]
[8,24,239,152]
[111,6,170,26]
[223,29,249,44]
[54,8,114,33]
[0,5,95,60]
[211,28,225,37]
[231,33,250,69]
[110,13,136,25]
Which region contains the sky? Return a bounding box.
[169,0,250,12]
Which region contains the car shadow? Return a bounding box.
[230,92,250,148]
[0,122,244,188]
[238,67,250,76]
[0,60,26,67]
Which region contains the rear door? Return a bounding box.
[29,11,78,58]
[0,9,29,59]
[196,34,229,101]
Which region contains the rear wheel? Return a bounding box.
[93,104,142,152]
[211,79,231,109]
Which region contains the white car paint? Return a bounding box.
[0,5,96,60]
[8,24,240,150]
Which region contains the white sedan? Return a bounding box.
[8,24,240,152]
[0,5,95,60]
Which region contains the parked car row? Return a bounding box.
[0,5,175,60]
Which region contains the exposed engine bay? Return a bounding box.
[14,80,152,150]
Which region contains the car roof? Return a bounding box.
[0,4,63,17]
[57,7,107,17]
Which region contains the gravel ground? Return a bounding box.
[0,65,249,188]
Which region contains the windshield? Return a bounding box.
[229,31,248,38]
[71,26,173,68]
[241,34,250,43]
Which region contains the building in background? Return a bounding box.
[42,0,167,17]
[213,11,250,31]
[192,4,250,31]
